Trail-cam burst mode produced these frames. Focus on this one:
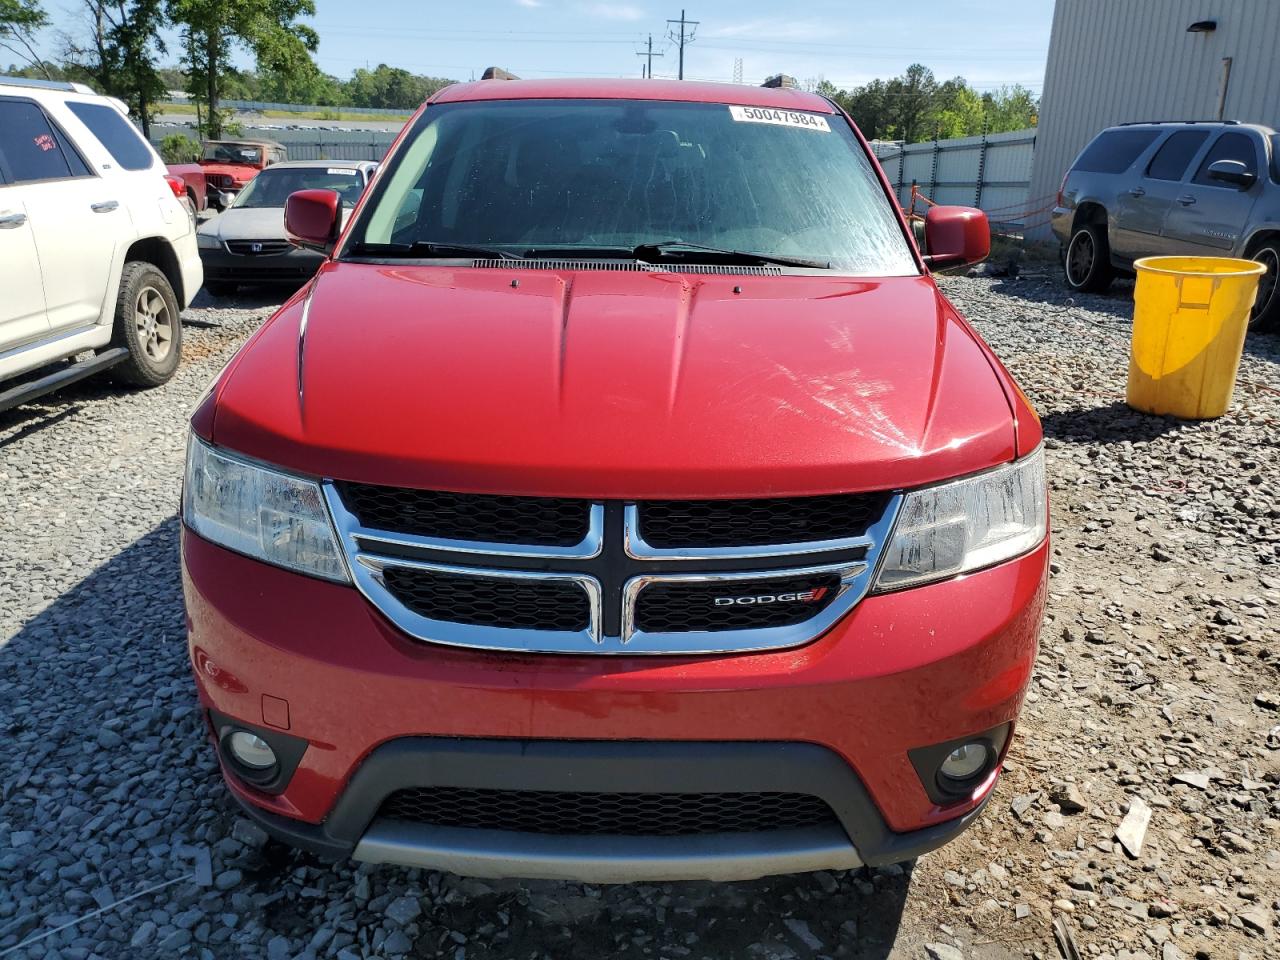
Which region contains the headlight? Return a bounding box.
[183,436,349,582]
[873,446,1046,592]
[196,232,221,249]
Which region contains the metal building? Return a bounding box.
[1027,0,1280,240]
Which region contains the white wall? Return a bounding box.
[1027,0,1280,240]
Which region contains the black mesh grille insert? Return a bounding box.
[634,572,842,633]
[382,567,590,631]
[638,494,887,549]
[337,482,590,547]
[378,787,837,836]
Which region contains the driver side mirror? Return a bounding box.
[1207,158,1256,189]
[286,189,343,254]
[923,206,990,270]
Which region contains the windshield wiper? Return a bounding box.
[633,240,830,270]
[346,240,524,260]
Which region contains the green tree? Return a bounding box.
[0,0,50,78]
[982,85,1038,132]
[158,131,198,161]
[347,63,451,109]
[68,0,168,136]
[167,0,318,137]
[933,77,984,139]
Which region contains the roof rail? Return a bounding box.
[1116,119,1238,126]
[761,74,797,89]
[481,67,519,81]
[0,75,95,94]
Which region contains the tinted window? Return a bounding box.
[65,100,153,171]
[0,99,86,184]
[1074,129,1159,174]
[349,100,917,276]
[1192,132,1258,185]
[1145,131,1209,181]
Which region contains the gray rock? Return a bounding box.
[1115,797,1152,857]
[385,895,421,926]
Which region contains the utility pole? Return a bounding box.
[732,58,743,84]
[636,33,664,78]
[666,9,698,80]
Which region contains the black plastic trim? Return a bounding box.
[210,709,309,796]
[226,737,994,867]
[907,723,1011,807]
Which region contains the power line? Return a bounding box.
[665,9,698,80]
[636,34,664,79]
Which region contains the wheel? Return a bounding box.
[1063,221,1115,293]
[204,280,237,297]
[111,262,182,387]
[1246,240,1279,332]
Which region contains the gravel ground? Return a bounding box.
[0,276,1277,960]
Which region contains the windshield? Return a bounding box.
[202,143,262,165]
[233,167,366,209]
[345,99,917,275]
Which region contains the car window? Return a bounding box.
[64,100,154,171]
[232,167,367,208]
[349,99,918,276]
[1145,131,1210,181]
[1074,129,1160,174]
[202,142,263,164]
[0,99,92,185]
[1192,132,1259,186]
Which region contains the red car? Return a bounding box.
[190,138,288,209]
[182,75,1048,882]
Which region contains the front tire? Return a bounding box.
[1246,240,1279,333]
[1063,222,1115,293]
[111,262,182,388]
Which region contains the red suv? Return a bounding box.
[182,76,1047,883]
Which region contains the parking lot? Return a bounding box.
[0,274,1275,959]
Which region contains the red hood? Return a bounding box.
[207,263,1020,498]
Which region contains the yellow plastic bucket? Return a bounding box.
[1127,256,1264,419]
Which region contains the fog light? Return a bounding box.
[228,731,277,769]
[939,743,989,783]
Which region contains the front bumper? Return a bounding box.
[222,735,993,882]
[199,245,324,284]
[183,529,1046,878]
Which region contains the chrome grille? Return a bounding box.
[225,239,291,256]
[326,486,901,655]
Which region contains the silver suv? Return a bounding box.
[1051,120,1279,332]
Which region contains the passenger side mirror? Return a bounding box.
[923,206,990,270]
[1207,158,1255,189]
[286,189,343,254]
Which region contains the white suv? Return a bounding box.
[0,77,203,411]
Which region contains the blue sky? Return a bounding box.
[31,0,1054,92]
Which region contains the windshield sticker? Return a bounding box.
[729,106,830,132]
[327,168,357,175]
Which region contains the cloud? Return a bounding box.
[577,2,645,20]
[515,0,542,6]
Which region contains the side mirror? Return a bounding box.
[1207,158,1255,189]
[286,189,343,254]
[923,205,990,270]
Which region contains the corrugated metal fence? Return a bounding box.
[870,128,1038,230]
[152,124,398,161]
